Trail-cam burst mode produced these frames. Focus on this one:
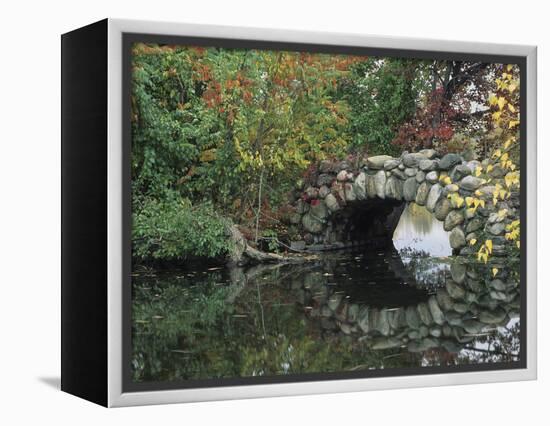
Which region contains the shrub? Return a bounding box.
[132,196,233,262]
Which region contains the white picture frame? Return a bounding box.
[61,18,537,407]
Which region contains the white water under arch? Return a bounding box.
[393,203,452,257]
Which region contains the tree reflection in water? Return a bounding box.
[131,204,520,383]
[132,257,520,382]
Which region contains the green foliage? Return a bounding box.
[261,229,280,253]
[132,196,232,261]
[131,44,369,261]
[131,45,240,205]
[131,45,355,214]
[339,58,422,155]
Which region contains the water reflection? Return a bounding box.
[392,203,451,289]
[131,203,520,383]
[132,254,520,383]
[393,203,452,257]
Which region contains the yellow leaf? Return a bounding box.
[516,241,520,249]
[479,199,485,208]
[504,137,514,149]
[508,82,518,93]
[492,268,498,277]
[455,196,464,208]
[485,240,493,254]
[508,103,516,113]
[470,238,477,245]
[465,196,474,207]
[497,97,506,110]
[493,149,502,159]
[505,175,512,188]
[509,120,520,129]
[488,94,498,106]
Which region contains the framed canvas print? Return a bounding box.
[61,18,537,407]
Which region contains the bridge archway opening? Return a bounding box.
[321,198,406,250]
[290,151,519,259]
[392,203,452,257]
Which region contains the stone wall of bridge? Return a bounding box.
[288,149,520,256]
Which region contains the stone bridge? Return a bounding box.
[288,149,520,256]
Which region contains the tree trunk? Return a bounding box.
[228,225,316,265]
[254,167,264,244]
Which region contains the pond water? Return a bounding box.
[131,204,521,383]
[393,203,452,257]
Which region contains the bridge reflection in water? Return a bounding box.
[131,205,520,383]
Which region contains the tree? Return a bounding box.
[392,60,494,152]
[131,43,368,258]
[338,58,421,156]
[226,50,361,240]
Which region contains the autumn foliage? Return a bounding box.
[130,42,521,259]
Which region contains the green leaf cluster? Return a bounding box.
[340,58,423,155]
[132,196,233,261]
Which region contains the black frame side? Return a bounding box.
[61,19,108,407]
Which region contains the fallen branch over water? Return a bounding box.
[228,225,317,265]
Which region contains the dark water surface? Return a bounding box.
[131,205,520,383]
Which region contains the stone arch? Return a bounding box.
[289,149,519,257]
